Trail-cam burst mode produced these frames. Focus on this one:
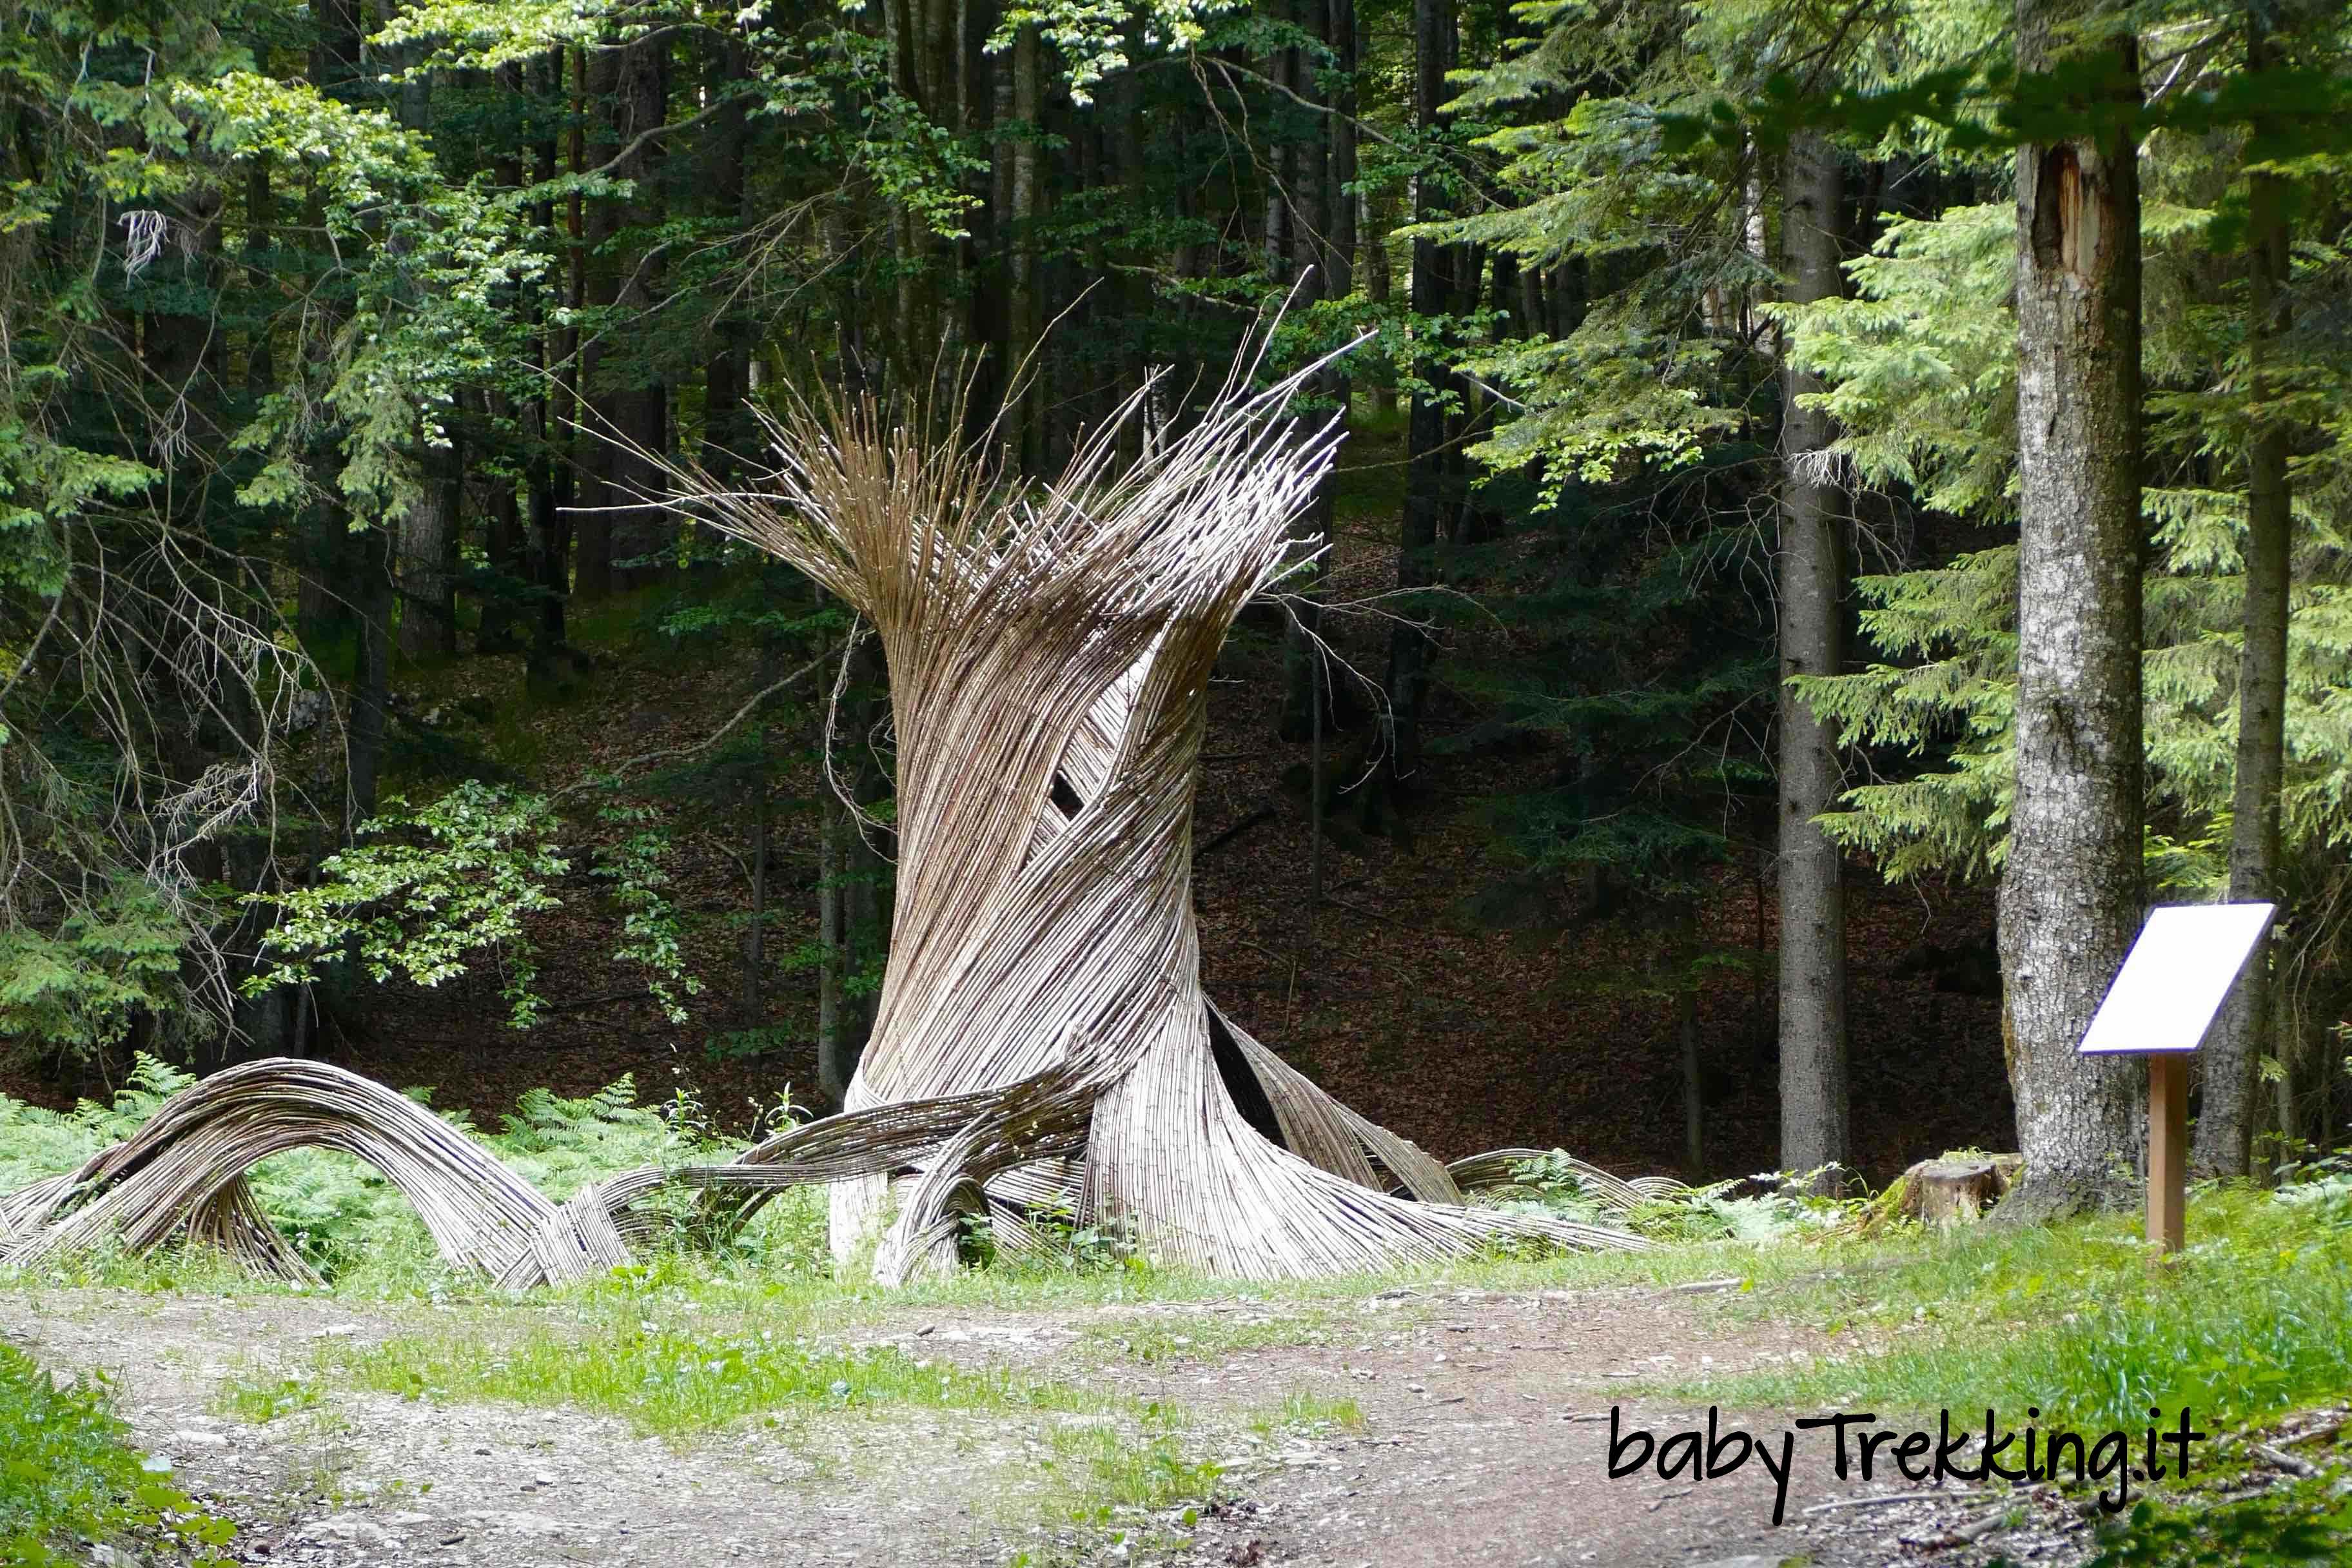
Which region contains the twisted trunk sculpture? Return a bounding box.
[681,352,1654,1280]
[1,351,1668,1286]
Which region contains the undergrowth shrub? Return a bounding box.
[964,1201,1152,1277]
[0,1345,235,1564]
[2087,1475,2352,1567]
[1489,1150,1856,1244]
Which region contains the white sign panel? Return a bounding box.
[2078,902,2277,1055]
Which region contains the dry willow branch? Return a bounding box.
[0,336,1681,1287]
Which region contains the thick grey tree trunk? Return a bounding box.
[1996,10,2147,1220]
[2195,21,2292,1180]
[1776,130,1850,1182]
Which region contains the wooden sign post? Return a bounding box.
[2079,902,2276,1254]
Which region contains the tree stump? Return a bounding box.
[1889,1155,2024,1228]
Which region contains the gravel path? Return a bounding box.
[4,1282,2116,1568]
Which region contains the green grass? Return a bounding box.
[1246,1391,1366,1439]
[1673,1186,2352,1435]
[231,1317,1110,1439]
[1043,1421,1226,1524]
[0,1346,144,1563]
[0,1344,235,1566]
[1075,1306,1349,1365]
[231,1307,1250,1567]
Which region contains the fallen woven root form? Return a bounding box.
[0,337,1685,1287]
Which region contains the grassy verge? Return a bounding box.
[231,1317,1112,1438]
[1674,1186,2352,1435]
[0,1344,234,1566]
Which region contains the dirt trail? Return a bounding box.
[5,1282,2104,1568]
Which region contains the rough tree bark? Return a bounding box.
[1996,8,2147,1220]
[576,35,670,597]
[395,440,462,660]
[1004,23,1046,475]
[1775,130,1850,1182]
[1386,0,1463,785]
[295,0,365,653]
[2195,15,2292,1179]
[395,62,460,660]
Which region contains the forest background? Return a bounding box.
[3,0,2349,1208]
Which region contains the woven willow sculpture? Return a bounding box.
[0,351,1673,1286]
[667,351,1661,1282]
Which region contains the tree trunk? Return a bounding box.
[1996,11,2146,1220]
[1775,130,1850,1183]
[243,161,274,397]
[703,35,754,487]
[300,0,370,767]
[1328,0,1358,311]
[576,36,669,597]
[1005,24,1045,474]
[536,46,578,656]
[1384,0,1461,786]
[2271,997,2304,1155]
[348,526,395,823]
[2196,23,2292,1181]
[478,389,528,653]
[1680,986,1703,1182]
[1884,1155,2024,1228]
[390,60,460,662]
[817,792,847,1101]
[397,434,462,660]
[1279,0,1332,746]
[818,635,890,1109]
[743,752,768,1021]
